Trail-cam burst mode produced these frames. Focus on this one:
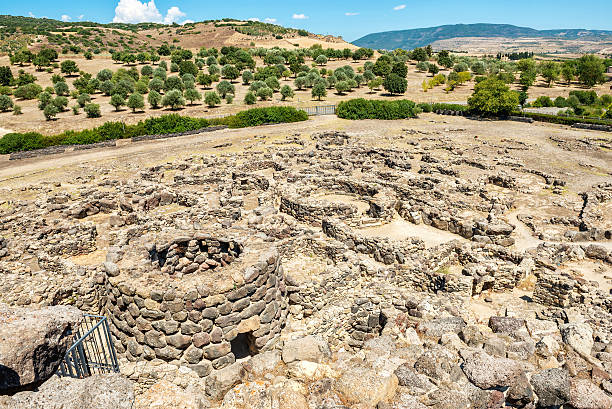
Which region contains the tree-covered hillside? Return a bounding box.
[353,23,612,50]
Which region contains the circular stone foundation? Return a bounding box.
[104,231,287,376]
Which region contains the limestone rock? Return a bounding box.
[560,322,594,356]
[335,366,398,407]
[5,374,133,409]
[281,335,331,364]
[416,317,466,339]
[135,379,204,409]
[460,349,528,389]
[569,378,612,409]
[531,368,570,408]
[205,362,245,400]
[0,304,83,392]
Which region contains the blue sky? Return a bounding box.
[6,0,612,42]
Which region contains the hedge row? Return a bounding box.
[0,107,308,154]
[337,99,419,120]
[513,112,612,127]
[222,106,308,128]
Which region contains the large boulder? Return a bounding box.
[417,317,466,339]
[335,366,398,407]
[460,349,529,389]
[560,323,594,357]
[205,362,245,400]
[220,380,309,409]
[0,304,83,392]
[281,335,331,364]
[531,368,570,408]
[1,373,134,409]
[135,380,205,409]
[569,378,612,409]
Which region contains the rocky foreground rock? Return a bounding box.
[0,303,83,393]
[0,373,134,409]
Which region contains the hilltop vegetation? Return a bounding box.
[353,23,612,52]
[0,15,335,57]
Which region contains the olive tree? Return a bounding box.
[148,90,162,108]
[110,94,126,111]
[204,91,221,107]
[280,85,294,101]
[127,92,145,112]
[162,89,185,110]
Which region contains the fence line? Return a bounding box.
[57,315,119,378]
[302,105,337,116]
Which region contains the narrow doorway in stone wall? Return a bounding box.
[231,331,258,359]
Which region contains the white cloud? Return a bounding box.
[61,14,71,22]
[393,4,406,10]
[264,18,277,23]
[28,12,35,18]
[78,14,85,20]
[163,6,186,24]
[112,0,188,24]
[345,12,359,16]
[181,19,194,25]
[113,0,162,23]
[248,17,260,22]
[292,13,308,20]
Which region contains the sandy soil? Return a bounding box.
[358,217,469,248]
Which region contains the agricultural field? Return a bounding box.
[0,46,610,136]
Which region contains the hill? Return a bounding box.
[353,23,612,54]
[0,15,354,55]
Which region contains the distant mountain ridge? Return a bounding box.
[353,23,612,50]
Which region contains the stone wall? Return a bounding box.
[104,247,287,378]
[534,270,612,314]
[322,218,424,264]
[280,194,359,226]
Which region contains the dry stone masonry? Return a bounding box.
[1,118,611,408]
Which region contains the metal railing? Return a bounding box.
[302,105,337,116]
[57,315,119,378]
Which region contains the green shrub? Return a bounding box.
[0,132,47,153]
[0,94,13,112]
[417,103,432,113]
[244,91,256,105]
[44,103,59,120]
[519,111,612,126]
[84,103,101,118]
[467,78,518,117]
[162,89,185,110]
[431,103,468,112]
[336,99,419,120]
[222,107,308,128]
[14,83,43,100]
[554,97,567,108]
[533,96,553,108]
[13,105,22,115]
[205,91,221,107]
[77,93,91,107]
[0,109,305,154]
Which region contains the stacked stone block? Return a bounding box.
[105,245,287,379]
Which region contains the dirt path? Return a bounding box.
[0,116,338,182]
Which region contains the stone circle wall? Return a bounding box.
[104,246,287,378]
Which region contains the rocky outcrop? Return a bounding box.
[0,304,83,392]
[2,374,134,409]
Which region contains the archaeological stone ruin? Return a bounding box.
[0,121,611,408]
